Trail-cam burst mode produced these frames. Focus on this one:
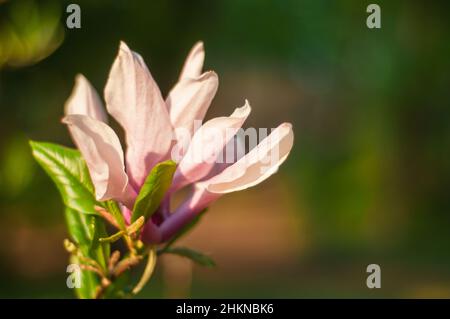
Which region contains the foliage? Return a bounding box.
[30,141,213,298]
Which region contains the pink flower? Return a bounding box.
[62,41,294,243]
[160,122,294,241]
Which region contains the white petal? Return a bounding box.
[160,123,294,242]
[166,71,218,136]
[62,114,133,206]
[206,123,294,193]
[171,101,251,190]
[104,41,173,187]
[64,74,107,122]
[179,41,204,80]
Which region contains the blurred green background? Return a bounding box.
[1,0,450,298]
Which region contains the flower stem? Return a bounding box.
[132,247,157,296]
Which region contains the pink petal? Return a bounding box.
[206,122,294,193]
[166,71,218,140]
[104,41,173,188]
[121,206,132,224]
[159,185,219,242]
[200,134,246,181]
[178,41,205,80]
[62,114,135,207]
[171,100,251,190]
[160,124,293,242]
[141,220,162,244]
[64,74,107,122]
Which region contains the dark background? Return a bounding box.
[0,0,449,297]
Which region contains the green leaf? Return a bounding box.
[102,271,131,299]
[31,141,111,298]
[131,160,176,223]
[104,200,126,230]
[65,208,110,272]
[70,254,99,299]
[29,141,99,215]
[89,216,110,271]
[162,247,216,267]
[163,209,207,250]
[65,207,91,248]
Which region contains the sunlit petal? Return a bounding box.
[64,74,107,122]
[63,114,134,206]
[104,41,173,188]
[171,100,251,190]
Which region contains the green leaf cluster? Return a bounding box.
[30,140,215,298]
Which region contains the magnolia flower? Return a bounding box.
[63,41,294,244]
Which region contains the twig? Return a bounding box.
[79,264,104,277]
[132,247,157,295]
[112,255,143,277]
[95,205,121,230]
[108,250,121,274]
